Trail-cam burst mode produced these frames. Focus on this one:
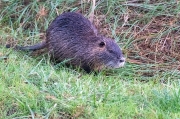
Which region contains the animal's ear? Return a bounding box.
[98,41,106,48]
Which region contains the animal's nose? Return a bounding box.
[119,57,125,63]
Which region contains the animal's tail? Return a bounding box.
[6,41,47,51]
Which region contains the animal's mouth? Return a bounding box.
[117,57,125,68]
[105,57,126,69]
[117,62,125,68]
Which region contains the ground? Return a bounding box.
[0,0,180,118]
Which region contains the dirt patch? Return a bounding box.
[131,15,180,63]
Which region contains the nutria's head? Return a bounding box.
[83,36,125,72]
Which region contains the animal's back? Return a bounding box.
[46,12,97,39]
[46,12,98,64]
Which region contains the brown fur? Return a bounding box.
[7,12,125,73]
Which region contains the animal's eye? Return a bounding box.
[99,41,106,48]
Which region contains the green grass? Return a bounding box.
[1,0,180,118]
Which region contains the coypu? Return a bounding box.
[7,12,125,73]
